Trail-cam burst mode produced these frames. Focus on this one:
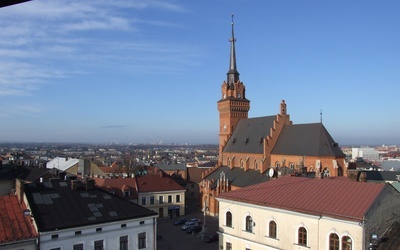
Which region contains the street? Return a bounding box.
[157,212,219,250]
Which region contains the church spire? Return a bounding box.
[227,14,239,85]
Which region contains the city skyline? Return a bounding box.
[1,1,399,145]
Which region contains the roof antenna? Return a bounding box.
[320,109,323,124]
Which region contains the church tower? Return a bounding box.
[217,15,250,160]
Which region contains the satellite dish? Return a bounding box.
[268,168,275,177]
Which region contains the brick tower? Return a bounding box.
[217,15,250,162]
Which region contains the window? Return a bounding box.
[140,221,145,225]
[289,163,295,169]
[96,227,102,232]
[255,161,258,170]
[159,196,164,204]
[298,227,307,246]
[51,234,58,239]
[120,235,128,250]
[226,242,232,250]
[323,168,330,177]
[275,162,280,168]
[168,195,172,203]
[138,232,146,249]
[269,221,277,239]
[75,230,82,235]
[150,196,155,204]
[50,248,61,250]
[245,215,253,232]
[94,240,104,250]
[176,194,181,203]
[342,236,352,250]
[141,196,146,205]
[329,233,339,250]
[226,211,232,227]
[73,243,84,250]
[240,159,244,168]
[121,224,126,228]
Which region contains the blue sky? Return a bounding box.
[1,0,399,145]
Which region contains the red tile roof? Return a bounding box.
[217,175,386,221]
[93,177,138,199]
[0,195,37,244]
[136,174,186,193]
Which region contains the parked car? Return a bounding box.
[181,221,198,230]
[186,225,202,234]
[204,233,219,243]
[173,218,188,226]
[188,218,201,224]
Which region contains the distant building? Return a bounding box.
[136,172,186,218]
[94,171,186,218]
[352,147,380,161]
[217,175,400,250]
[20,178,158,250]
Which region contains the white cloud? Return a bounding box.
[0,0,195,97]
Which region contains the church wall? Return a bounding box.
[270,154,347,177]
[222,152,266,172]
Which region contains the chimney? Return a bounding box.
[159,170,163,178]
[15,179,24,204]
[86,179,95,190]
[71,180,77,191]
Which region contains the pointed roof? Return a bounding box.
[223,116,276,154]
[227,14,239,85]
[217,175,387,221]
[271,123,345,157]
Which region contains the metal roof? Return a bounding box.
[271,123,346,157]
[24,179,157,232]
[217,175,387,221]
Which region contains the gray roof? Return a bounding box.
[271,123,345,157]
[204,166,270,188]
[223,116,276,154]
[24,179,157,232]
[155,163,186,171]
[358,171,400,182]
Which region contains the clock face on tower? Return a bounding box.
[223,93,226,99]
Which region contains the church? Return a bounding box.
[200,18,347,216]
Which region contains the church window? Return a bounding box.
[342,236,352,250]
[323,168,330,177]
[240,159,244,168]
[254,161,258,170]
[329,233,339,250]
[298,227,307,246]
[289,163,294,169]
[226,211,232,227]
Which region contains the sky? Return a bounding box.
[0,0,399,146]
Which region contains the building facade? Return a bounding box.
[217,175,400,250]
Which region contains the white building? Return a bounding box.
[216,175,400,250]
[18,178,158,250]
[352,147,379,161]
